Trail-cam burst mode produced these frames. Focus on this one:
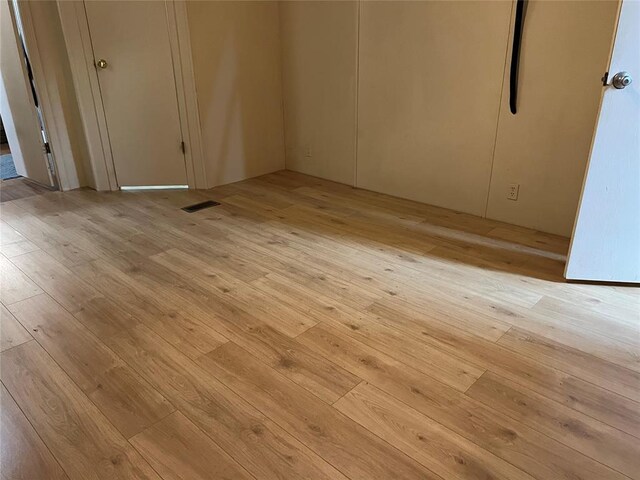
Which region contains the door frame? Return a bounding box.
[2,0,59,188]
[57,0,206,191]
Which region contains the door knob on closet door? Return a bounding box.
[96,59,108,69]
[612,72,632,89]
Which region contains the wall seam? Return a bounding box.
[483,0,516,218]
[277,2,288,173]
[352,0,361,188]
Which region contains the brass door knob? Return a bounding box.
[96,59,108,69]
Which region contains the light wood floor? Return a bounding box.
[1,170,638,480]
[1,177,54,203]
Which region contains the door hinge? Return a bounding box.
[180,141,186,154]
[601,71,609,86]
[46,155,56,175]
[43,142,56,175]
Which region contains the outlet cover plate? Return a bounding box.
[507,183,520,201]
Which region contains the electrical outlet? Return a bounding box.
[507,183,520,201]
[304,145,312,158]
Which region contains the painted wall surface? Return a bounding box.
[187,1,285,188]
[486,0,618,235]
[357,1,512,216]
[279,1,358,185]
[279,0,618,236]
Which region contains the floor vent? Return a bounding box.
[181,200,221,213]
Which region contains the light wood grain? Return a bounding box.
[130,411,253,480]
[249,272,483,391]
[467,371,640,479]
[0,383,69,480]
[0,220,27,246]
[498,327,640,402]
[105,323,348,480]
[335,381,535,480]
[0,170,637,480]
[0,238,40,258]
[77,294,228,361]
[9,250,100,314]
[0,177,53,203]
[1,202,98,267]
[0,341,160,480]
[73,249,358,403]
[0,255,42,305]
[150,248,360,402]
[0,303,31,352]
[366,300,640,437]
[8,294,175,438]
[296,322,629,480]
[199,341,441,479]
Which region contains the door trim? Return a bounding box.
[3,0,57,187]
[167,0,206,189]
[57,0,117,190]
[57,0,205,191]
[10,1,60,188]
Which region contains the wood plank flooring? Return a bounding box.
[1,170,638,480]
[1,177,54,203]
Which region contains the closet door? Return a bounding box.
[84,1,187,187]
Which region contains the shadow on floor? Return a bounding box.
[198,170,571,283]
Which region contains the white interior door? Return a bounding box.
[566,0,639,283]
[84,0,187,187]
[0,0,53,187]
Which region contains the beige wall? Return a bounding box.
[279,0,618,235]
[486,0,618,236]
[357,1,512,216]
[279,1,358,185]
[187,1,285,188]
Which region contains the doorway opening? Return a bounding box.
[0,0,58,191]
[0,115,18,180]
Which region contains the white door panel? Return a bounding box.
[84,0,187,187]
[566,0,640,283]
